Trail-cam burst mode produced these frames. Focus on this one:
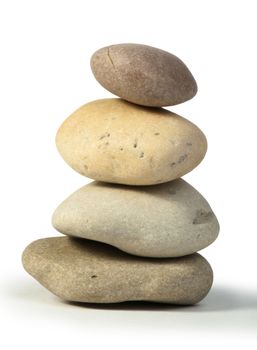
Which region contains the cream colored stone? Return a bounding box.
[22,237,213,304]
[52,179,219,257]
[91,43,197,107]
[56,98,207,186]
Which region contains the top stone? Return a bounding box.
[90,43,197,107]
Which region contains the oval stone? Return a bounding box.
[90,43,197,107]
[52,179,219,258]
[56,99,207,186]
[22,237,213,304]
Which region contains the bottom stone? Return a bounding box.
[22,237,213,305]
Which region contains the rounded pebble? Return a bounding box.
[22,237,213,305]
[91,43,197,107]
[56,98,207,186]
[52,179,219,258]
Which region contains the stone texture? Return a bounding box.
[52,179,219,258]
[90,43,197,107]
[22,237,213,304]
[56,98,207,186]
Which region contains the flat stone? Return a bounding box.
[90,43,197,107]
[56,98,207,186]
[52,179,219,258]
[22,237,213,304]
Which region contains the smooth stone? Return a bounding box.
[52,179,219,258]
[22,237,213,304]
[56,98,207,186]
[90,43,197,107]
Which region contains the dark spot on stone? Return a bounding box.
[187,142,192,146]
[170,162,176,167]
[91,275,97,278]
[178,154,188,163]
[193,210,214,225]
[99,132,110,140]
[84,164,88,171]
[105,142,109,146]
[154,132,160,136]
[119,147,124,151]
[133,139,138,148]
[139,152,144,158]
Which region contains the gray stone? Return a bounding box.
[52,179,219,258]
[22,237,213,304]
[56,98,207,186]
[91,43,197,107]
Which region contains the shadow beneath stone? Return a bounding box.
[199,286,257,312]
[5,277,257,314]
[63,299,195,311]
[62,285,257,313]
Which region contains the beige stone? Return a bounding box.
[52,179,219,258]
[22,237,213,304]
[91,43,197,107]
[56,99,207,186]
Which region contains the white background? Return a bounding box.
[0,0,256,348]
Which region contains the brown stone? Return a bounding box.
[22,237,213,305]
[91,43,197,107]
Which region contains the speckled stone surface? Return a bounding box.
[91,43,197,107]
[22,237,213,304]
[56,98,207,186]
[52,179,219,258]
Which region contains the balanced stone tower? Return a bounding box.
[22,44,219,305]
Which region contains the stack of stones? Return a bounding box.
[22,44,219,305]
